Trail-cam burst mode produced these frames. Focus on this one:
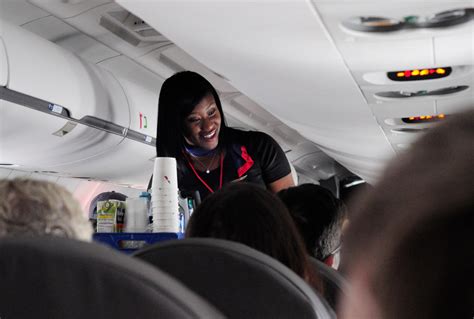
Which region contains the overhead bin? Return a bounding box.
[97,55,160,141]
[0,99,124,170]
[0,40,7,87]
[1,21,129,125]
[0,22,131,173]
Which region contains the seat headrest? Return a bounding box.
[0,236,224,319]
[134,238,335,319]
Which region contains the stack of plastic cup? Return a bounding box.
[151,157,180,233]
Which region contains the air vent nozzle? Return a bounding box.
[343,8,474,32]
[100,10,170,46]
[375,86,468,99]
[391,128,430,134]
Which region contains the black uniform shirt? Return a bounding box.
[178,128,291,199]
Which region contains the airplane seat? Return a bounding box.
[0,236,224,319]
[133,238,335,319]
[308,257,349,310]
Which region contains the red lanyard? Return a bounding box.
[185,152,224,194]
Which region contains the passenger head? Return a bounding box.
[339,110,474,319]
[0,178,93,241]
[186,183,316,284]
[156,71,228,157]
[278,184,346,266]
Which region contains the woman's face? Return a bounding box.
[183,94,221,151]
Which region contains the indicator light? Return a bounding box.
[402,114,447,123]
[388,67,452,81]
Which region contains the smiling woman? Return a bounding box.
[155,71,294,199]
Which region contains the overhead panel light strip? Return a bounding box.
[387,67,452,81]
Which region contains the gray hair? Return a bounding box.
[0,178,92,241]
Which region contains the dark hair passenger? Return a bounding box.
[339,109,474,319]
[185,182,322,291]
[278,184,346,268]
[156,71,294,199]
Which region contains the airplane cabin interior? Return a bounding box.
[0,1,472,317]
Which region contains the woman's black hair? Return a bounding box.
[186,183,322,291]
[278,184,346,260]
[156,71,228,158]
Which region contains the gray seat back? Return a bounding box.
[0,236,224,319]
[308,257,349,310]
[134,238,335,319]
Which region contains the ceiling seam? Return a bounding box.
[306,0,370,106]
[307,0,397,157]
[20,14,52,27]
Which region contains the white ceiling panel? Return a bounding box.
[0,168,13,179]
[28,0,111,19]
[370,100,436,120]
[160,46,238,93]
[21,15,120,64]
[0,0,49,25]
[315,2,473,71]
[64,2,168,59]
[6,170,32,179]
[435,32,474,66]
[21,15,77,42]
[436,96,474,114]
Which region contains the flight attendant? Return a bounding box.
[156,71,294,199]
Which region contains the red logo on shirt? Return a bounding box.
[237,146,254,177]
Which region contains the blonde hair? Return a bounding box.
[0,178,92,241]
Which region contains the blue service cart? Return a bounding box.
[93,232,184,254]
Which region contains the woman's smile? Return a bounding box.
[184,94,221,151]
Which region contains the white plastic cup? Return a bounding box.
[151,157,180,232]
[124,197,149,232]
[151,205,180,232]
[152,157,178,193]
